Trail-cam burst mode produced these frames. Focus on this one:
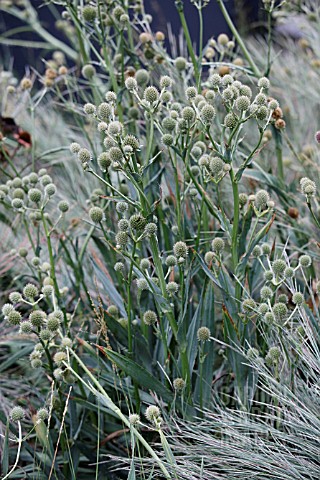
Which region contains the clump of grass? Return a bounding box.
[0,0,319,478]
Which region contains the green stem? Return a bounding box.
[217,0,261,77]
[229,168,241,301]
[127,242,137,355]
[273,127,284,182]
[176,4,200,87]
[67,350,172,479]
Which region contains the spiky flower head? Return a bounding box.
[35,408,49,422]
[242,298,256,313]
[173,378,186,391]
[260,286,273,300]
[143,86,159,104]
[23,283,38,299]
[211,237,225,253]
[200,104,216,124]
[145,405,160,422]
[129,413,140,425]
[29,310,45,328]
[197,326,211,342]
[28,188,42,203]
[272,259,286,276]
[143,310,157,325]
[272,302,287,321]
[10,406,25,422]
[89,206,104,223]
[53,351,67,366]
[129,214,147,231]
[173,241,188,259]
[136,278,149,291]
[166,281,179,295]
[175,57,187,71]
[299,254,312,268]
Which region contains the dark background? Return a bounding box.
[0,0,264,74]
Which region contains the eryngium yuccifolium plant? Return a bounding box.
[1,0,320,478]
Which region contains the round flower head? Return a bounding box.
[268,346,281,361]
[7,310,22,325]
[136,278,149,291]
[264,312,275,325]
[224,112,237,129]
[218,33,229,45]
[247,347,259,359]
[264,270,273,282]
[98,152,111,172]
[45,183,56,197]
[299,254,311,268]
[12,197,24,209]
[236,95,250,111]
[272,302,287,321]
[242,298,256,313]
[165,255,177,267]
[2,303,14,317]
[36,408,49,422]
[9,292,22,304]
[125,77,138,91]
[166,281,179,295]
[254,190,270,210]
[10,406,25,422]
[197,326,210,342]
[115,231,128,248]
[47,315,61,332]
[58,200,69,213]
[114,261,125,273]
[129,413,140,425]
[258,77,270,90]
[175,56,187,71]
[211,237,225,253]
[300,177,316,196]
[107,305,119,317]
[143,310,157,325]
[82,64,96,79]
[82,5,96,22]
[204,251,215,265]
[252,245,262,258]
[105,91,117,103]
[209,73,221,88]
[29,310,45,328]
[83,103,96,115]
[28,188,42,203]
[162,117,177,132]
[258,303,269,316]
[53,351,67,366]
[272,259,286,276]
[173,378,186,391]
[143,86,159,104]
[173,241,188,259]
[160,75,173,89]
[292,292,304,306]
[144,223,157,236]
[162,134,173,146]
[135,69,149,85]
[129,214,147,231]
[182,106,195,122]
[19,321,33,334]
[23,283,38,299]
[145,405,160,422]
[140,258,150,270]
[89,207,104,223]
[185,86,197,100]
[78,148,91,163]
[200,104,216,124]
[260,286,273,300]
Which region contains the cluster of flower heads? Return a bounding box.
[0,168,69,219]
[2,281,73,381]
[241,245,314,333]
